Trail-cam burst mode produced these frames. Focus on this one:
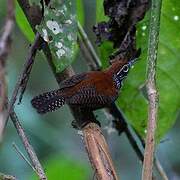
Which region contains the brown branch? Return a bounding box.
[83,123,118,180]
[15,0,119,179]
[0,0,15,141]
[142,0,162,179]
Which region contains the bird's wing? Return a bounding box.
[67,86,116,108]
[59,73,88,89]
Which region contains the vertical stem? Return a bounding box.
[142,0,162,180]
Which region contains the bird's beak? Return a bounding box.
[128,48,141,67]
[128,57,138,67]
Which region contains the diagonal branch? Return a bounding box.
[142,0,162,179]
[12,142,37,173]
[9,104,47,179]
[4,33,41,132]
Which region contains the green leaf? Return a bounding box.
[96,0,108,22]
[76,0,84,25]
[116,0,180,141]
[15,1,35,42]
[37,0,77,73]
[31,155,90,180]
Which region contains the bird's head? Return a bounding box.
[112,49,140,89]
[115,57,137,81]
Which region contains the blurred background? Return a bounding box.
[0,0,180,179]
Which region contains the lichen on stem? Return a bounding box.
[142,0,162,179]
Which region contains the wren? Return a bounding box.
[31,57,138,114]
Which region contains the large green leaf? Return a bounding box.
[96,0,180,141]
[117,0,180,141]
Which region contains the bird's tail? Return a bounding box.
[31,89,65,114]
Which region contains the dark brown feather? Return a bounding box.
[59,73,87,89]
[31,89,65,114]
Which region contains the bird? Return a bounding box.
[31,53,139,114]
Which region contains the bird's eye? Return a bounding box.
[123,65,129,72]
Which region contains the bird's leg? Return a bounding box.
[108,103,127,135]
[71,106,101,129]
[112,119,127,135]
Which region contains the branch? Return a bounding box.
[0,0,14,141]
[154,157,168,180]
[83,123,118,180]
[12,142,36,173]
[142,0,162,179]
[77,22,101,70]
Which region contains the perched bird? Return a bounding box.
[31,55,139,114]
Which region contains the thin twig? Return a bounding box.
[0,0,15,141]
[77,36,98,71]
[9,104,47,179]
[155,157,169,180]
[4,33,41,132]
[12,142,37,173]
[142,0,162,180]
[77,22,101,70]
